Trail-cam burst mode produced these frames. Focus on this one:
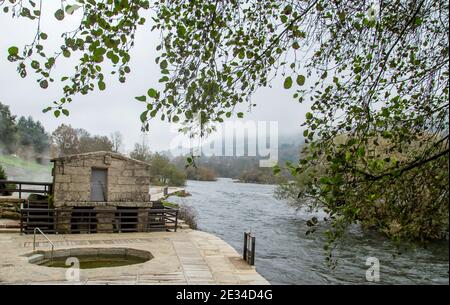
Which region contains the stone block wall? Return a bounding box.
[0,197,25,220]
[52,152,151,207]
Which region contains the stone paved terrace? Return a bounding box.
[0,229,269,285]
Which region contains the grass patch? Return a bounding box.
[0,154,51,172]
[162,200,179,208]
[173,190,191,197]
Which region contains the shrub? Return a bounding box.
[0,164,16,196]
[178,205,198,230]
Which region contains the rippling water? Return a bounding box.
[170,178,449,284]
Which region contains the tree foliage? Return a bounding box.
[130,144,186,186]
[16,116,49,153]
[0,102,18,153]
[276,136,449,244]
[129,142,152,162]
[0,102,49,157]
[185,166,217,181]
[51,124,80,156]
[110,131,123,153]
[76,128,113,153]
[147,153,186,186]
[3,0,150,117]
[51,123,113,156]
[2,0,449,255]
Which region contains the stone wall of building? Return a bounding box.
[52,152,151,207]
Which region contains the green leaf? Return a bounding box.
[356,146,365,157]
[54,110,60,118]
[160,60,168,69]
[111,55,119,64]
[54,9,64,21]
[353,66,362,74]
[8,46,19,56]
[65,4,81,15]
[284,76,293,89]
[31,60,40,69]
[62,109,69,116]
[296,75,305,86]
[98,81,106,91]
[135,95,147,102]
[414,17,423,26]
[177,25,186,37]
[39,79,48,89]
[283,5,292,15]
[306,112,313,120]
[319,177,331,185]
[345,151,351,161]
[147,88,157,98]
[273,165,281,175]
[140,111,148,123]
[237,112,244,118]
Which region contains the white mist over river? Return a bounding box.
[170,178,449,284]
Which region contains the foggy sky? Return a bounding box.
[0,3,310,153]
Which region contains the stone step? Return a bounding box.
[0,228,20,233]
[0,224,20,229]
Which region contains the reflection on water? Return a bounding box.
[170,178,449,284]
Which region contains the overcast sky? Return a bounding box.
[0,4,310,153]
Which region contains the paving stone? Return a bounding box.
[0,230,269,285]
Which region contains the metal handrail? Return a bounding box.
[33,227,54,260]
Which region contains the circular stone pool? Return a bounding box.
[30,248,153,269]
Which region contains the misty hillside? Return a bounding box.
[0,154,51,182]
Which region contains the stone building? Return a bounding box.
[52,151,151,207]
[51,151,155,233]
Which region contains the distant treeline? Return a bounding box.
[0,102,49,162]
[170,142,301,183]
[0,102,126,163]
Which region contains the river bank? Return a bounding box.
[149,186,190,202]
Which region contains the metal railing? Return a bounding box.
[21,207,179,234]
[33,227,54,260]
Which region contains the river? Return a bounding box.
[170,178,449,285]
